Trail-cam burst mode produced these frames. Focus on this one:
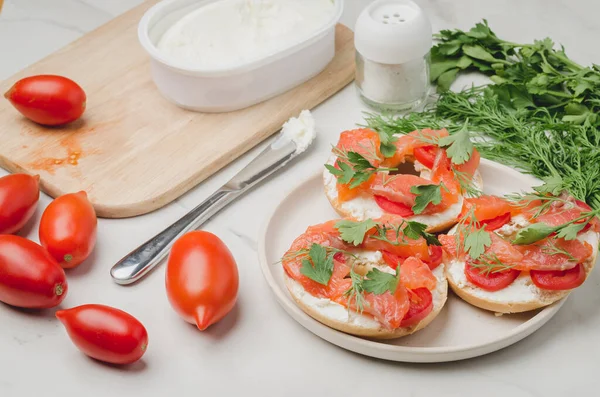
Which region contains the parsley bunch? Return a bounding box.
[432,19,600,126]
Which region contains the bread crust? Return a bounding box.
[284,269,447,340]
[445,235,599,313]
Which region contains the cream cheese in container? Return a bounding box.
[139,0,343,112]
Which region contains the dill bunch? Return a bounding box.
[365,86,600,210]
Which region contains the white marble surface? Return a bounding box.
[1,1,600,396]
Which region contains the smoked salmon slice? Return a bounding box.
[282,220,348,298]
[335,128,382,167]
[381,128,449,168]
[370,173,459,215]
[331,281,410,330]
[440,231,523,265]
[400,257,437,290]
[362,216,431,260]
[333,128,382,201]
[516,238,592,271]
[462,195,515,222]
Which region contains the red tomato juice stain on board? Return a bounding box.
[26,135,95,174]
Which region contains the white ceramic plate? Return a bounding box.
[258,159,566,363]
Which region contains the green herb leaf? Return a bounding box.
[335,219,376,246]
[464,228,492,260]
[325,163,353,185]
[462,44,503,63]
[402,221,428,240]
[326,149,392,189]
[456,56,473,69]
[344,269,366,312]
[422,231,442,246]
[436,43,462,56]
[347,151,374,171]
[402,221,441,245]
[436,68,460,92]
[300,244,334,285]
[380,142,397,158]
[512,223,557,245]
[437,123,474,165]
[362,268,399,295]
[431,60,460,82]
[372,125,399,159]
[465,20,493,39]
[410,184,443,214]
[533,175,564,196]
[555,222,587,241]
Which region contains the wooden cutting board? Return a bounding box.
[0,2,355,218]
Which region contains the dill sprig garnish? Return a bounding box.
[469,253,516,275]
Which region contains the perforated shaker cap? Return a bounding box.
[355,0,432,64]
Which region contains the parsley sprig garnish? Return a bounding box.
[512,209,599,245]
[454,207,492,260]
[344,266,401,313]
[282,244,352,286]
[334,218,441,247]
[506,190,599,245]
[335,219,376,246]
[410,184,443,214]
[437,122,474,165]
[299,244,334,285]
[325,146,396,188]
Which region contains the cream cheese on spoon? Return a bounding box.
[157,0,336,69]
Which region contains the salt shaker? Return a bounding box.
[354,0,433,111]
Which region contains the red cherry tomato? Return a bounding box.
[427,245,443,270]
[56,304,148,365]
[413,145,437,169]
[374,195,415,217]
[465,264,521,291]
[0,173,39,234]
[0,235,67,309]
[4,75,86,126]
[400,288,433,327]
[575,199,592,212]
[166,231,239,331]
[530,263,586,291]
[481,212,512,231]
[381,250,403,269]
[39,191,97,269]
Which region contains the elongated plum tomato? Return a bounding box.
[4,75,86,126]
[39,191,97,269]
[0,235,67,309]
[166,231,239,331]
[0,173,39,234]
[56,304,148,365]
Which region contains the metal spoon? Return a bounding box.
[110,131,310,285]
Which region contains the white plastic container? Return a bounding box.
[138,0,344,113]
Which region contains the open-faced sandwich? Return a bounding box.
[281,216,447,339]
[323,128,483,232]
[439,193,600,313]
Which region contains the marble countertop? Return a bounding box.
[1,1,600,396]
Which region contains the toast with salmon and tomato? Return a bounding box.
[323,128,483,233]
[281,216,447,339]
[439,193,600,313]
